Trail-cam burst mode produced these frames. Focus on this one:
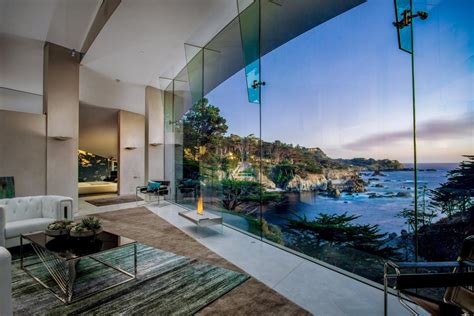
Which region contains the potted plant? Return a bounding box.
[69,217,103,238]
[45,220,74,237]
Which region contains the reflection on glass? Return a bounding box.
[238,0,260,104]
[394,0,413,53]
[243,59,260,104]
[185,45,204,106]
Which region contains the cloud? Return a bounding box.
[345,112,474,151]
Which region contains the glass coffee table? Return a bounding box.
[20,231,137,304]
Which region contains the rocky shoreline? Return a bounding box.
[266,168,411,199]
[231,166,414,200]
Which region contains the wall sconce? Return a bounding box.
[51,136,72,141]
[149,143,162,147]
[124,146,137,150]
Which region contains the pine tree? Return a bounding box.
[430,155,474,220]
[397,184,437,232]
[287,212,397,257]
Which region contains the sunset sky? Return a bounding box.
[206,0,473,163]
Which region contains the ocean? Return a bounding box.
[263,163,458,235]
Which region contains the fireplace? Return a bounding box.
[197,195,203,215]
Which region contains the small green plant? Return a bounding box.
[70,223,86,233]
[47,220,74,231]
[81,216,102,230]
[70,217,102,233]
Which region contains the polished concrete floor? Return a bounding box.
[94,206,309,315]
[77,200,428,316]
[147,202,428,316]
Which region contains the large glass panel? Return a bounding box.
[200,13,262,236]
[173,69,192,204]
[413,0,473,274]
[172,14,263,237]
[260,0,413,283]
[184,44,204,107]
[163,80,176,198]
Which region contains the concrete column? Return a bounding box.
[118,110,145,195]
[145,86,164,181]
[43,42,79,211]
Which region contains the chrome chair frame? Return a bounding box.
[136,183,170,207]
[384,260,474,316]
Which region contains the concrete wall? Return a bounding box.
[44,42,80,210]
[0,88,43,115]
[0,35,44,115]
[0,34,44,96]
[0,110,46,197]
[79,103,118,159]
[145,86,164,181]
[118,110,145,195]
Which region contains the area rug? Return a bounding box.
[12,243,249,315]
[85,195,142,207]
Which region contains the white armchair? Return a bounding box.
[0,196,73,248]
[0,246,12,316]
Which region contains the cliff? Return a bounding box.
[230,146,401,194]
[286,169,361,192]
[286,174,326,191]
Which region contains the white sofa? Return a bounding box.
[0,196,73,248]
[0,246,12,316]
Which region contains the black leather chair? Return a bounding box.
[176,179,199,202]
[136,180,170,205]
[384,236,474,316]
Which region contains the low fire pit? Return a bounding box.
[178,196,223,233]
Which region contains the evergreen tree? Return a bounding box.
[182,98,228,158]
[287,212,397,257]
[397,184,437,232]
[430,155,474,220]
[219,179,280,212]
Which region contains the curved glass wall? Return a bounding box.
[164,0,473,287]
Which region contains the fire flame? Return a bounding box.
[197,195,204,215]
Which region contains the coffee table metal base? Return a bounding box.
[20,235,137,304]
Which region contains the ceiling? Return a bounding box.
[0,0,101,50]
[81,0,239,89]
[1,0,365,98]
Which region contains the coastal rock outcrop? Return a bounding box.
[371,170,386,177]
[261,173,276,189]
[327,181,341,198]
[286,174,326,191]
[324,169,356,181]
[342,176,366,193]
[285,169,361,193]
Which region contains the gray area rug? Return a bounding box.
[85,195,142,207]
[12,244,249,315]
